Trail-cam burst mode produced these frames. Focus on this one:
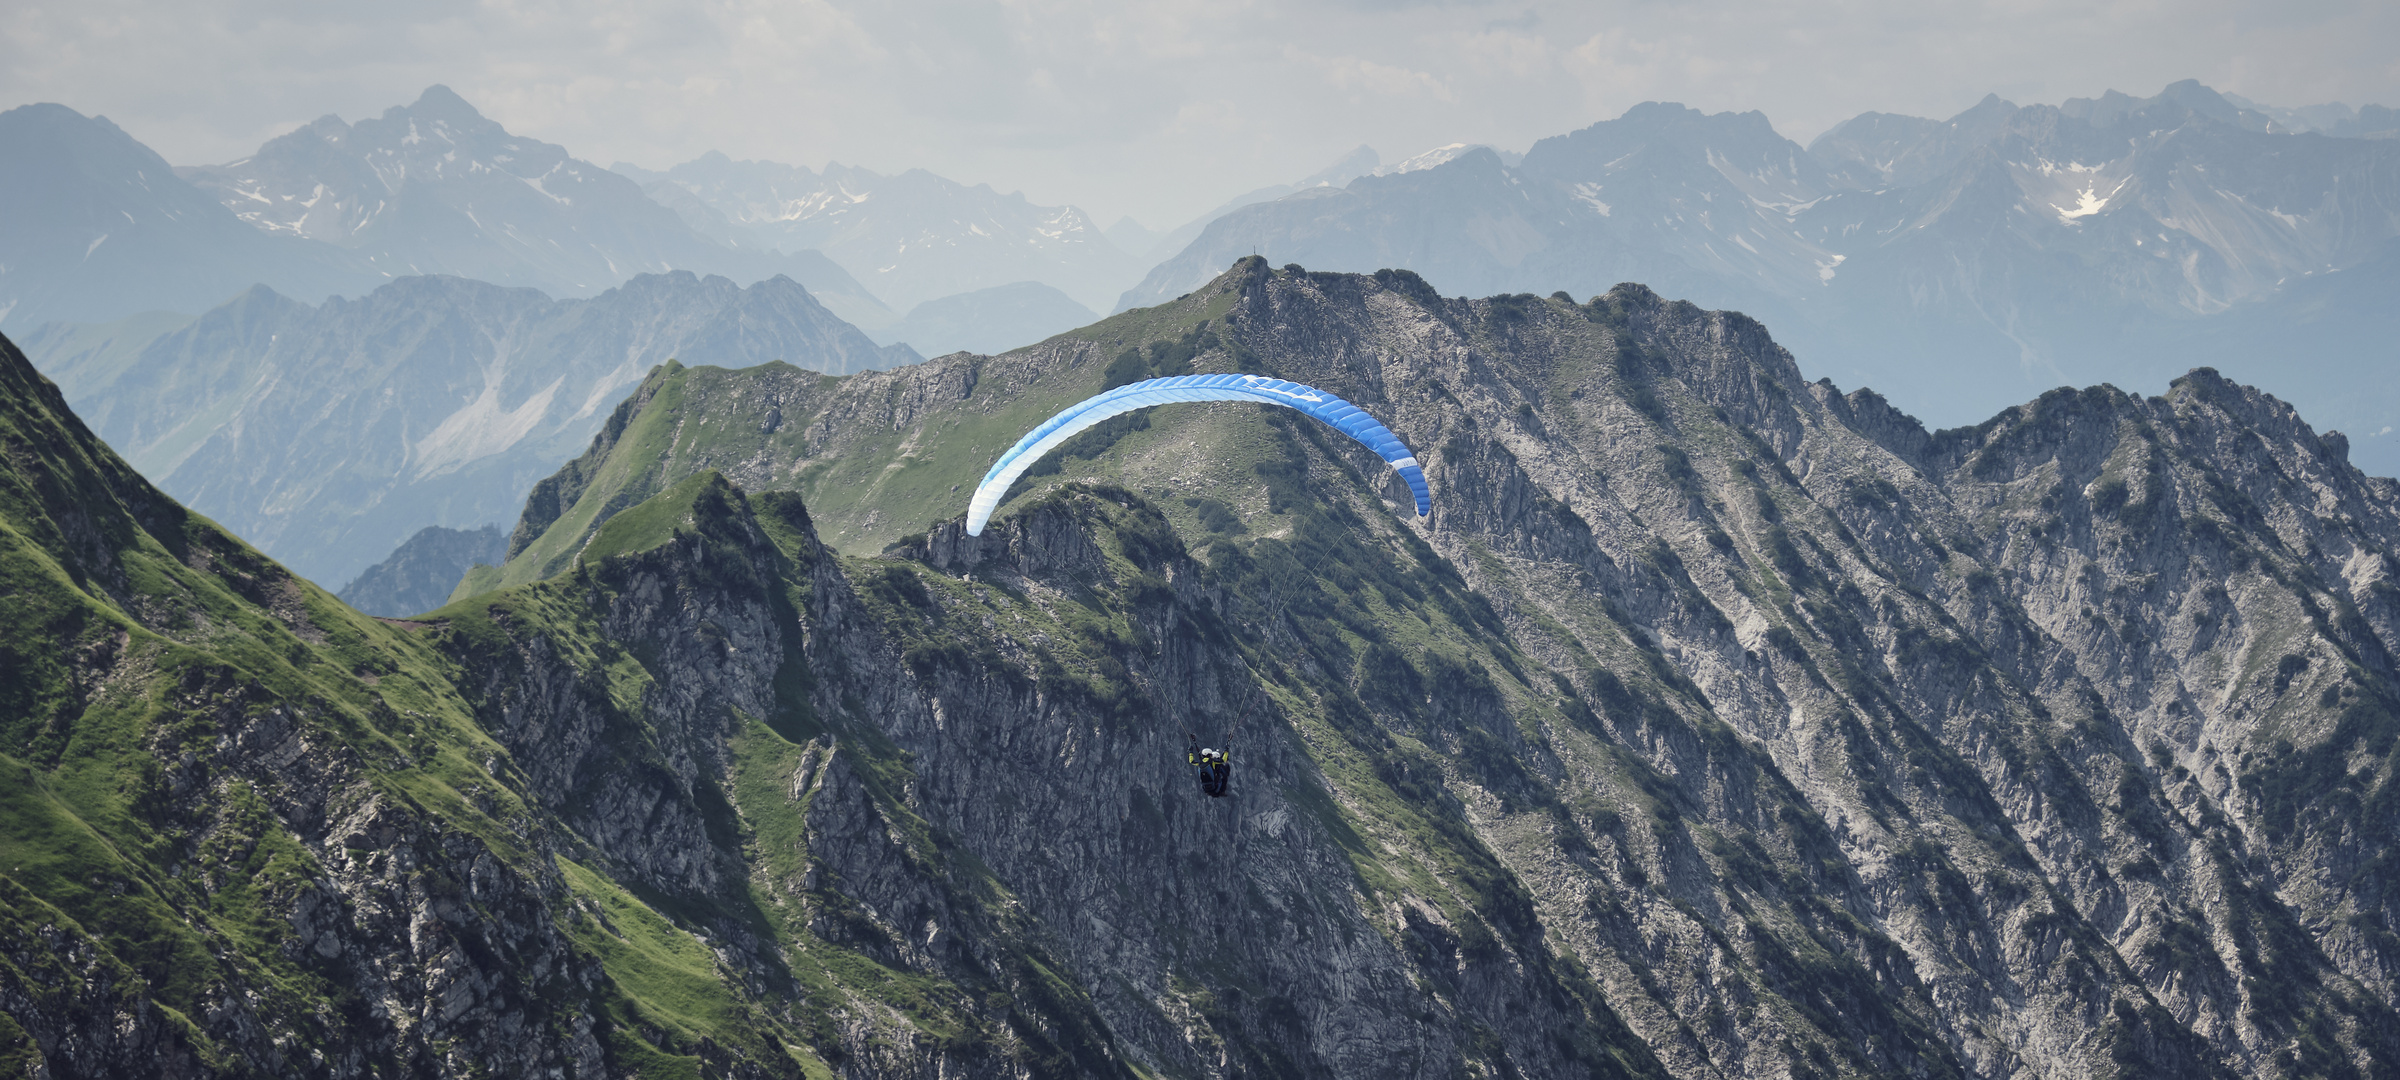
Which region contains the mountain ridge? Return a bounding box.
[1114,82,2400,476]
[875,280,1099,358]
[176,86,893,327]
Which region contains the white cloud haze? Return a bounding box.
[5,0,2395,228]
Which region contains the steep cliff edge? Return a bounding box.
[0,329,621,1076]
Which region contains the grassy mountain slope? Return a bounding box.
[0,329,1140,1077]
[0,327,624,1075]
[453,282,1254,596]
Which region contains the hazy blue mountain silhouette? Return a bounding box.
[25,270,915,586]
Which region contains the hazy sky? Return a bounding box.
[6,0,2395,229]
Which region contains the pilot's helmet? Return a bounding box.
[1203,748,1217,758]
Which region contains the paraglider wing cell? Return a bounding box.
[965,374,1431,535]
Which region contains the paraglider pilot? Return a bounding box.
[1186,733,1231,798]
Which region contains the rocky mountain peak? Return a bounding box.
[1349,144,1511,194]
[1808,93,2022,189]
[1961,90,2015,114]
[1304,143,1382,185]
[1527,100,1813,173]
[157,86,885,315]
[400,83,486,125]
[1374,142,1494,175]
[182,83,608,245]
[1,102,168,177]
[0,103,383,328]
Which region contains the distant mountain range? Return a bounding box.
[1101,142,1518,267]
[175,86,893,327]
[21,270,916,587]
[876,280,1097,357]
[613,153,1145,315]
[1105,144,1385,264]
[1121,80,2400,473]
[12,76,2399,592]
[0,103,383,328]
[0,83,1417,357]
[21,80,2393,448]
[2168,87,2397,138]
[0,90,891,331]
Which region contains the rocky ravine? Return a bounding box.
[7,258,2400,1079]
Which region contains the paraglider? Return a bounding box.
[964,374,1431,536]
[1186,733,1231,798]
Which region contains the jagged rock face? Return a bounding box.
[463,260,2400,1078]
[12,260,2400,1078]
[1226,271,2400,1077]
[1221,271,2400,1079]
[447,471,1658,1077]
[852,499,1655,1079]
[0,332,616,1078]
[459,480,786,904]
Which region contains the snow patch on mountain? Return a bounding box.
[2053,181,2124,223]
[1379,144,1483,175]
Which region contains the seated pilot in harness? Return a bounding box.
[1185,733,1231,798]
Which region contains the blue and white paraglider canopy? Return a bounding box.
[965,373,1431,535]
